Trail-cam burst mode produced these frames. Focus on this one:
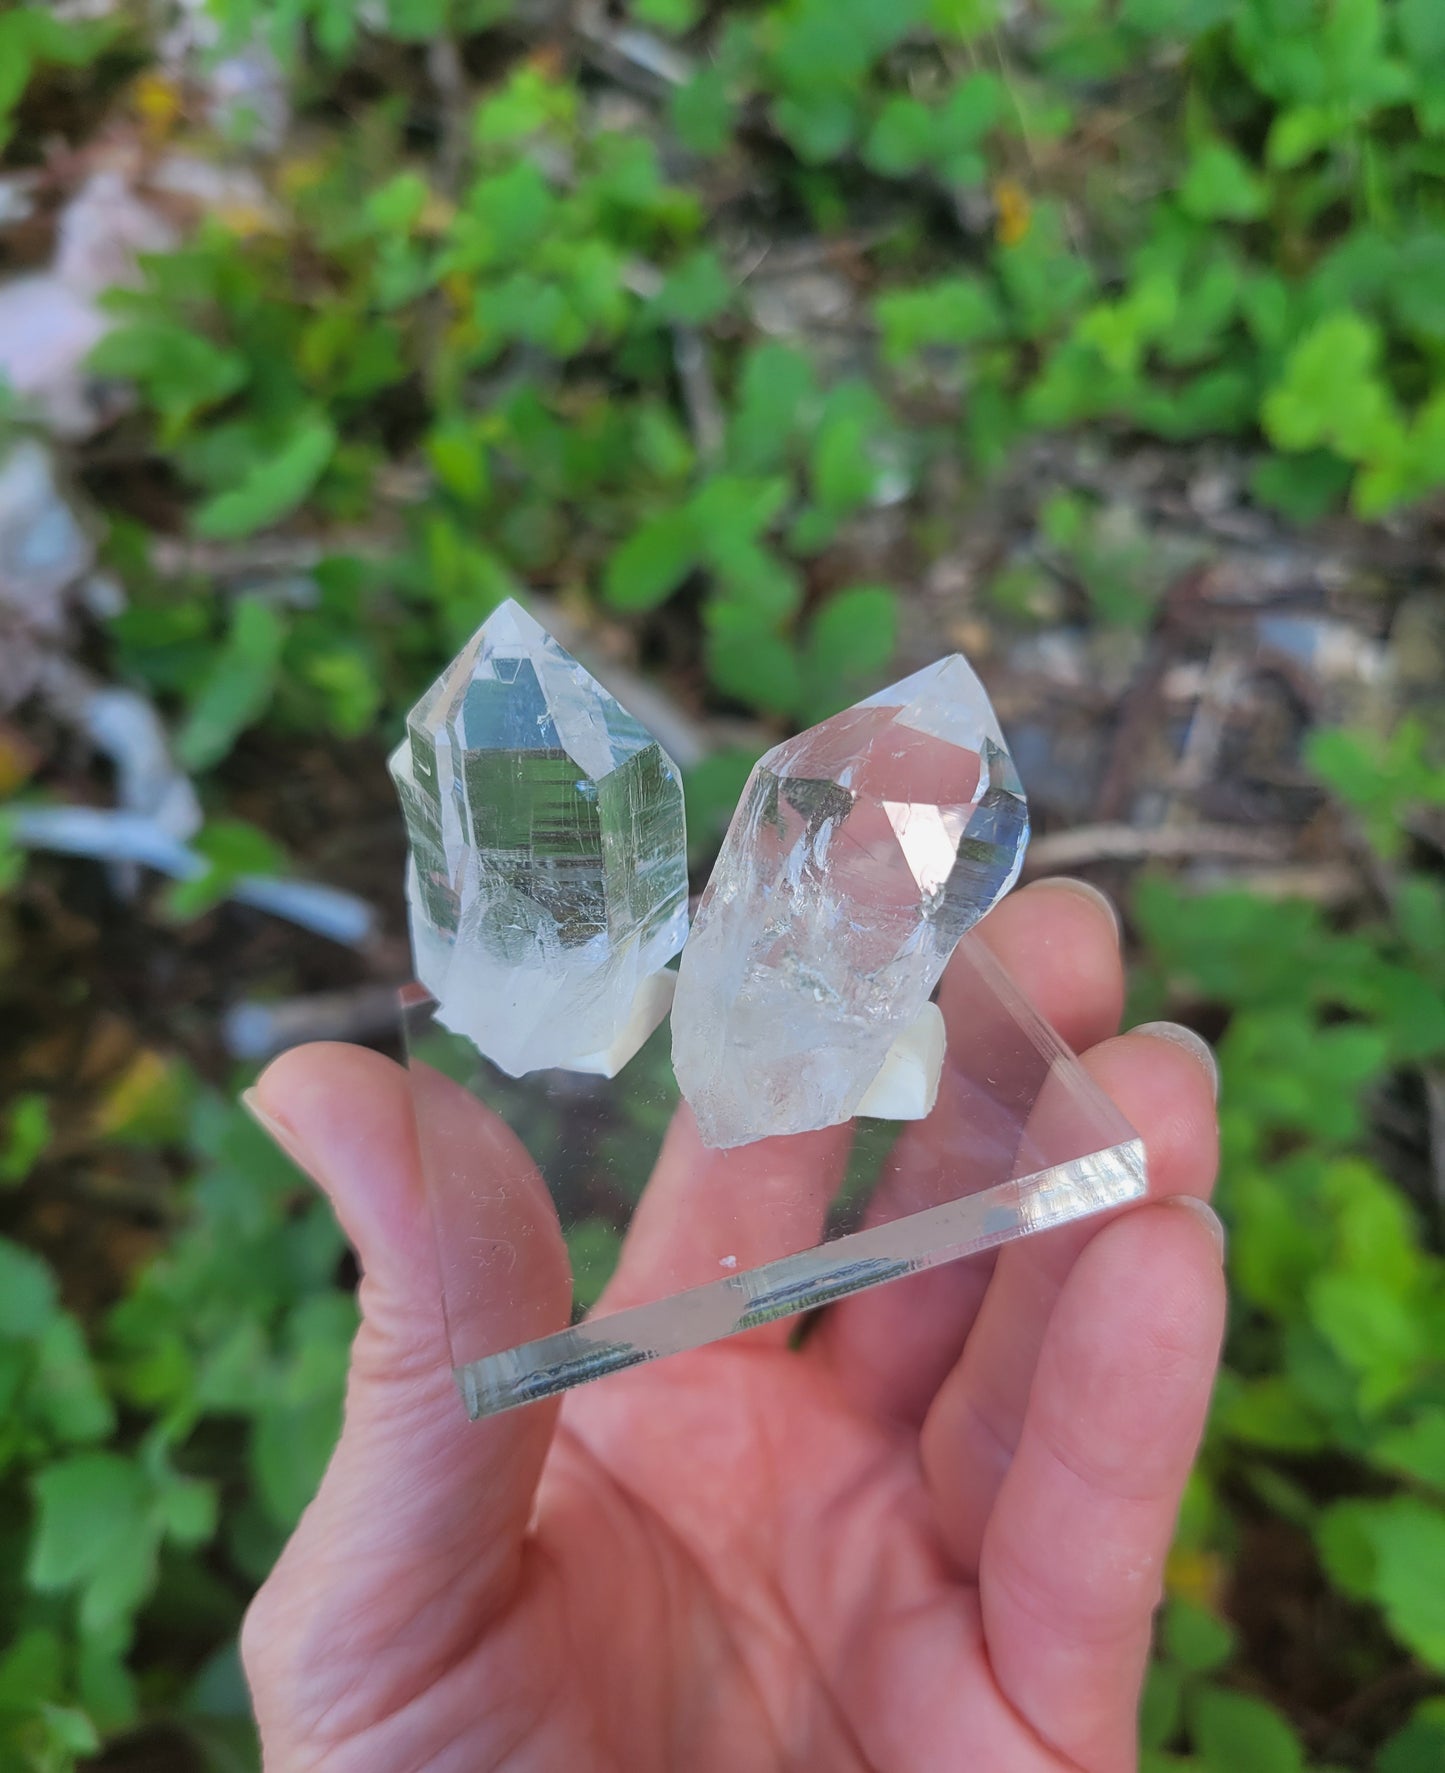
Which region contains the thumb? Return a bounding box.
[238,1042,570,1749]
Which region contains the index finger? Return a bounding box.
[978,1199,1226,1771]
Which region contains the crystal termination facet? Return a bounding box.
[391,600,688,1078]
[671,657,1028,1148]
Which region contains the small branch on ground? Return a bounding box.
[673,326,725,464]
[426,35,470,198]
[1023,822,1291,873]
[223,984,408,1061]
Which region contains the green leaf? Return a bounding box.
[158,1475,219,1549]
[939,70,1004,142]
[692,475,792,553]
[769,0,873,92]
[1261,313,1401,462]
[1267,104,1345,168]
[310,0,361,56]
[301,644,385,739]
[1317,1498,1382,1600]
[1390,235,1445,344]
[1370,1503,1445,1664]
[1124,0,1232,29]
[800,585,898,719]
[1398,876,1445,967]
[875,277,1003,362]
[1162,1599,1236,1674]
[868,71,1004,180]
[604,509,699,611]
[1191,1686,1304,1773]
[633,0,702,32]
[1354,390,1445,516]
[1400,0,1445,61]
[0,809,24,895]
[811,396,889,516]
[1378,1700,1445,1773]
[455,163,556,275]
[1159,251,1242,366]
[684,747,762,861]
[1040,489,1090,548]
[655,250,733,325]
[29,1454,159,1634]
[167,819,288,920]
[994,200,1095,334]
[36,1703,102,1757]
[1319,1498,1445,1666]
[1241,271,1292,349]
[250,1295,353,1528]
[77,1623,137,1734]
[1077,270,1178,376]
[929,0,1004,33]
[1308,1270,1422,1408]
[0,1237,57,1339]
[473,66,575,146]
[90,321,247,428]
[774,89,859,162]
[364,170,430,233]
[707,538,802,623]
[0,1092,50,1185]
[175,599,289,773]
[1179,139,1268,220]
[0,1627,63,1709]
[1308,719,1445,858]
[1140,1659,1184,1752]
[1376,1411,1445,1490]
[194,413,337,541]
[1215,1375,1327,1453]
[729,343,818,472]
[1250,450,1353,522]
[865,96,937,175]
[671,66,733,155]
[428,421,491,505]
[34,1313,113,1445]
[705,606,802,714]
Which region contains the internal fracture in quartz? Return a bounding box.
[671,657,1029,1149]
[389,600,688,1078]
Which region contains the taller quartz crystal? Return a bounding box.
[671,657,1028,1148]
[390,600,688,1078]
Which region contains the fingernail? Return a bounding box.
[1132,1020,1220,1102]
[1162,1194,1227,1265]
[240,1087,312,1174]
[1030,875,1122,943]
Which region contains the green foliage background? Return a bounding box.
[0,0,1443,1766]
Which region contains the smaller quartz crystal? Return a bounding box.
[391,601,688,1078]
[672,657,1029,1148]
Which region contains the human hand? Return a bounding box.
[240,879,1224,1773]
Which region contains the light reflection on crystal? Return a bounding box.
[672,656,1028,1149]
[390,600,688,1078]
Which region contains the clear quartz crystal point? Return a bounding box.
[672,656,1029,1148]
[389,600,688,1078]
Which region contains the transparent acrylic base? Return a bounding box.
[402,930,1147,1419]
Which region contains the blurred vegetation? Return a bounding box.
[0,0,1443,1767]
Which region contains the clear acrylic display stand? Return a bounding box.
[402,928,1146,1419]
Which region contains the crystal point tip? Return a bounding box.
[393,604,688,1079]
[672,655,1027,1148]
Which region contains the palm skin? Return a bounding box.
[241,881,1224,1773]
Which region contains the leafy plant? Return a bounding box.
[0,6,117,151]
[3,0,1444,1767]
[1130,723,1445,1769]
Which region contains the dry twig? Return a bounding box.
[1023,822,1290,873]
